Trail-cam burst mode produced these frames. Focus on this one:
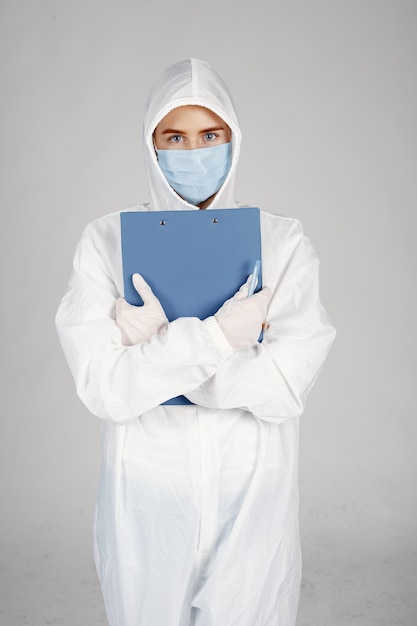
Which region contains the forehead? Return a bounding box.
[155,105,227,132]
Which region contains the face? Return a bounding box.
[153,105,231,150]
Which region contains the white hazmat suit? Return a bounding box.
[56,58,336,626]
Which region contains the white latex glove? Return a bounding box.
[214,276,272,350]
[115,273,168,346]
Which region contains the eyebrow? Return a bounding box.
[160,125,227,135]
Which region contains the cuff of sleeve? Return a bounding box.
[203,316,234,361]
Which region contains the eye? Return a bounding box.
[204,132,217,141]
[169,135,183,143]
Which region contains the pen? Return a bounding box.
[248,260,261,297]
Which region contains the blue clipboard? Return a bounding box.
[120,207,262,405]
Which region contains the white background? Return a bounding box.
[0,1,416,624]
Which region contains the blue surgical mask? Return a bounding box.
[156,142,232,206]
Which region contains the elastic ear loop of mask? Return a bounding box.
[152,134,158,159]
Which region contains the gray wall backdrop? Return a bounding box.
[1,1,416,625]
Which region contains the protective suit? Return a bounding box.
[56,58,336,626]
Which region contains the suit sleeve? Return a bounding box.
[185,218,336,423]
[55,223,233,423]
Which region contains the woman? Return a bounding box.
[56,58,336,626]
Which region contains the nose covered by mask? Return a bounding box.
[156,142,232,206]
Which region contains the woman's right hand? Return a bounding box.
[214,277,271,350]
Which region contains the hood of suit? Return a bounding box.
[143,58,241,211]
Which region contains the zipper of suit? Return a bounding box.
[195,406,219,570]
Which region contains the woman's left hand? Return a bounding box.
[115,274,168,346]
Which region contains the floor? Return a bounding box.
[1,525,415,626]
